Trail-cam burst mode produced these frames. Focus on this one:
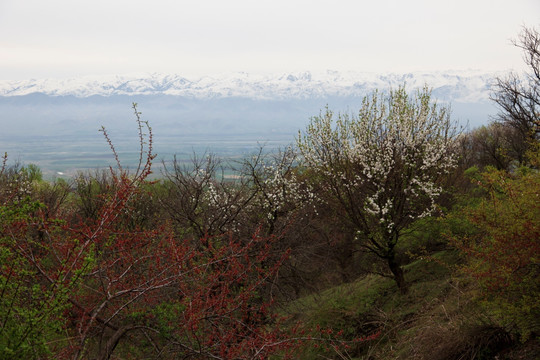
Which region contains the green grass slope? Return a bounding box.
[285,250,538,359]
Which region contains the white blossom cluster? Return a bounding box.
[249,147,321,223]
[195,173,248,233]
[264,164,317,220]
[201,181,243,219]
[3,172,33,202]
[298,86,458,235]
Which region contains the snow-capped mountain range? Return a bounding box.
[0,70,501,103]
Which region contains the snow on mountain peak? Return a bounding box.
[0,70,502,103]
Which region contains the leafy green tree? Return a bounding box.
[297,86,459,293]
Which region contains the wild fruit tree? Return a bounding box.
[297,86,459,293]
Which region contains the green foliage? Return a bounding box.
[395,217,447,258]
[0,199,68,359]
[21,164,43,183]
[452,162,540,340]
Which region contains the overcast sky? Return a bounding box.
[1,0,539,80]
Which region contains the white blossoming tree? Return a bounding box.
[297,86,458,293]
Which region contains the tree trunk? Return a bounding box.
[97,325,135,360]
[387,255,408,294]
